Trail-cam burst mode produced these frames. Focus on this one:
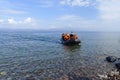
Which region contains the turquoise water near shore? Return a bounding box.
[0,31,120,79]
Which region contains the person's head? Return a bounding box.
[70,34,73,37]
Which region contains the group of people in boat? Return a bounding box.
[62,32,78,41]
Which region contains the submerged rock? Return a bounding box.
[25,75,36,80]
[0,71,7,76]
[59,75,69,80]
[98,74,108,80]
[106,56,117,62]
[7,77,12,80]
[106,56,120,69]
[115,63,120,69]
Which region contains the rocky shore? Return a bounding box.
[98,56,120,80]
[1,56,120,80]
[98,69,120,80]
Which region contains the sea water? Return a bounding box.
[0,30,120,79]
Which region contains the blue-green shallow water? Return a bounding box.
[0,31,120,80]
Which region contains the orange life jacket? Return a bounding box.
[63,34,70,41]
[73,35,78,39]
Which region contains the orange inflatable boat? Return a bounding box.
[61,33,81,45]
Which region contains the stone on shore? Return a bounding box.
[106,56,117,62]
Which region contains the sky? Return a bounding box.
[0,0,120,31]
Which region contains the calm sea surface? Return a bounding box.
[0,30,120,79]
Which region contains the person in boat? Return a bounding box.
[70,32,73,36]
[62,33,65,39]
[61,32,80,45]
[62,32,78,41]
[69,32,78,40]
[62,33,70,41]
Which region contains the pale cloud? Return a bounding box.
[8,18,17,24]
[0,0,27,15]
[60,0,91,7]
[24,17,32,23]
[72,0,90,6]
[0,14,119,31]
[0,9,27,14]
[58,15,81,20]
[97,0,120,20]
[0,17,56,30]
[0,19,4,23]
[52,14,120,31]
[7,17,34,24]
[52,15,95,31]
[0,17,38,29]
[37,0,54,8]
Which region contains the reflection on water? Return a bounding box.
[63,44,81,53]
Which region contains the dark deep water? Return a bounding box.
[0,30,120,80]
